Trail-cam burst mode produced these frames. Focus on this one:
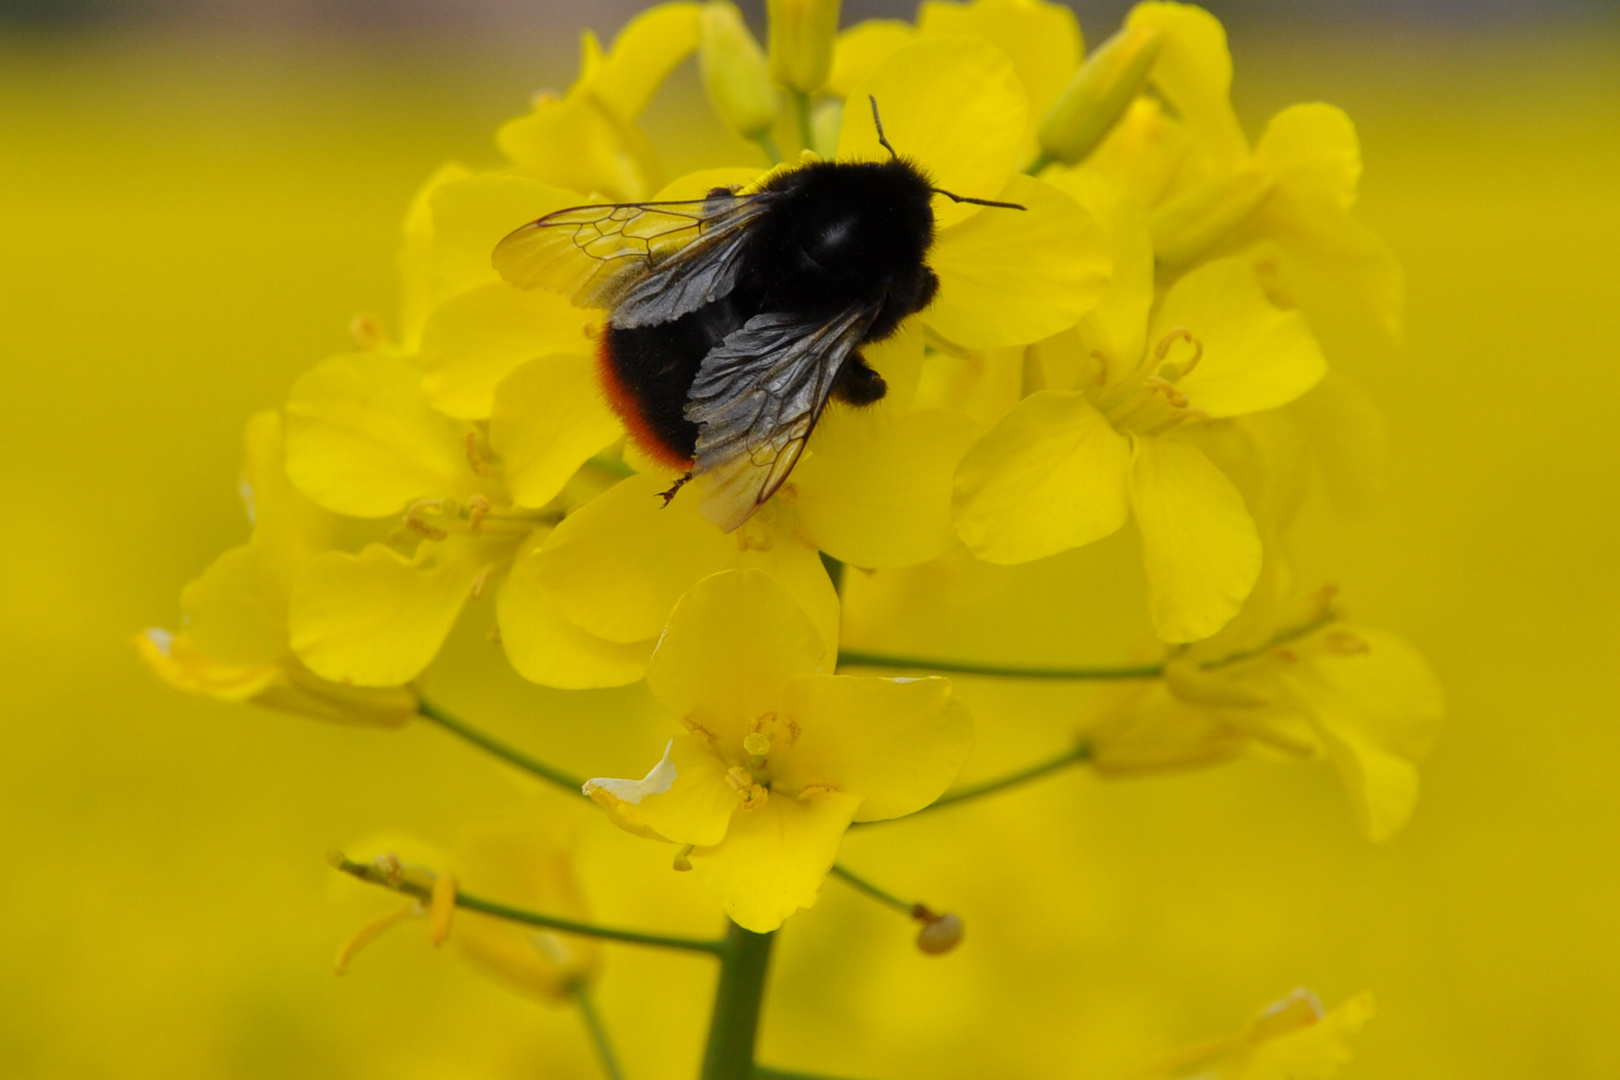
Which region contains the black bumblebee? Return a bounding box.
[493,98,1022,530]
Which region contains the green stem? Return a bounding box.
[331,854,723,955]
[756,131,784,165]
[819,552,845,597]
[857,743,1092,826]
[574,984,627,1080]
[416,696,586,797]
[1025,148,1057,175]
[829,863,915,916]
[700,923,777,1080]
[757,1068,877,1080]
[835,652,1164,681]
[790,89,815,154]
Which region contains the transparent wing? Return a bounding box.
[686,305,880,532]
[492,189,777,329]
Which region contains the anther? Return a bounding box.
[1324,631,1370,656]
[1141,376,1190,409]
[1154,326,1204,379]
[469,564,494,599]
[372,852,405,887]
[465,434,494,477]
[467,494,492,535]
[404,500,449,541]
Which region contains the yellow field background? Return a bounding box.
[2,14,1616,1080]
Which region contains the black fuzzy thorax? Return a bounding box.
[605,157,939,462]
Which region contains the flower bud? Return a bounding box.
[915,911,964,955]
[700,1,780,140]
[1150,168,1274,269]
[767,0,840,94]
[1038,24,1164,166]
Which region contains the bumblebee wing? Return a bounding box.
[492,190,776,329]
[685,305,880,532]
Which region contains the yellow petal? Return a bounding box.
[918,0,1083,147]
[496,531,652,689]
[1255,103,1360,212]
[136,629,280,703]
[585,735,740,847]
[241,409,333,567]
[425,173,582,300]
[1129,436,1261,643]
[285,353,482,517]
[1236,993,1375,1080]
[1152,255,1328,418]
[825,20,916,100]
[1287,628,1444,841]
[1291,373,1387,518]
[836,36,1025,229]
[1254,197,1405,341]
[418,283,597,420]
[687,789,863,932]
[1046,169,1153,371]
[953,390,1133,564]
[289,541,485,686]
[399,163,471,350]
[644,568,826,745]
[588,3,703,121]
[774,675,973,821]
[928,173,1109,348]
[1124,1,1248,167]
[794,406,979,569]
[180,544,291,666]
[537,475,838,650]
[489,355,622,509]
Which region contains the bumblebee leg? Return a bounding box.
[658,472,694,506]
[831,354,888,406]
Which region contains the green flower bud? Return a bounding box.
[1038,24,1164,167]
[700,1,780,140]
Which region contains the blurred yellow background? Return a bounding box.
[2,6,1617,1079]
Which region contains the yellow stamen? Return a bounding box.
[1141,376,1189,409]
[466,493,492,534]
[428,874,457,946]
[1153,326,1204,379]
[333,903,415,975]
[465,433,494,477]
[1324,631,1370,656]
[404,500,449,541]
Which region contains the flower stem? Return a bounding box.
[330,853,723,955]
[415,696,586,797]
[791,89,815,154]
[835,652,1164,681]
[857,742,1093,826]
[829,863,915,916]
[700,922,777,1080]
[573,984,627,1080]
[757,1067,878,1080]
[756,131,784,165]
[1025,148,1057,175]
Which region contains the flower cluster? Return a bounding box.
[142,0,1440,1075]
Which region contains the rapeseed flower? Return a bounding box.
[1135,989,1375,1079]
[582,570,972,931]
[137,412,417,726]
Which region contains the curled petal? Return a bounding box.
[928,173,1109,349]
[954,390,1132,564]
[584,735,740,847]
[1129,436,1262,643]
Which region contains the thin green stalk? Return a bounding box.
[757,1067,877,1080]
[835,652,1165,681]
[791,89,815,153]
[829,863,915,916]
[416,696,586,796]
[856,743,1092,826]
[331,854,724,955]
[700,923,777,1080]
[756,131,784,165]
[573,984,627,1080]
[1025,148,1057,175]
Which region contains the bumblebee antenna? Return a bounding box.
[931,188,1027,211]
[868,95,899,159]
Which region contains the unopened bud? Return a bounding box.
[915,912,964,955]
[767,0,840,93]
[700,2,780,139]
[1038,24,1163,166]
[1150,168,1274,269]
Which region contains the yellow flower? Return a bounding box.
[766,0,841,94]
[497,2,702,201]
[954,174,1326,641]
[1084,583,1445,841]
[1077,2,1402,336]
[582,570,973,931]
[1136,989,1376,1080]
[333,819,599,1003]
[136,411,417,727]
[280,349,644,689]
[699,1,780,141]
